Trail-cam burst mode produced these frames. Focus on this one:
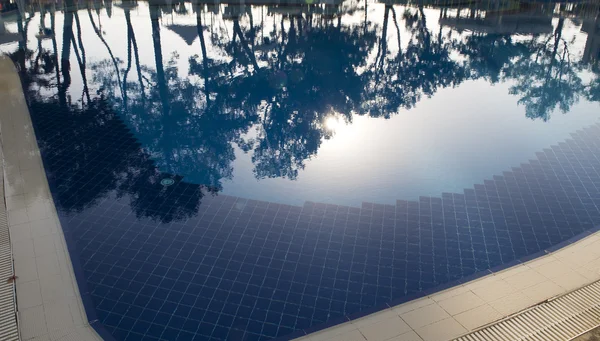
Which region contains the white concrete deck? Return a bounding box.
[2,53,600,341]
[0,55,101,341]
[294,232,600,341]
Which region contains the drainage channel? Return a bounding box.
[0,146,19,340]
[454,280,600,341]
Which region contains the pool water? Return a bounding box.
[4,0,600,340]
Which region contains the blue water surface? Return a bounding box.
[5,0,600,340]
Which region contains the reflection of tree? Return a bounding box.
[16,3,599,201]
[363,7,467,116]
[247,17,376,179]
[111,9,379,182]
[91,6,258,192]
[89,4,596,186]
[115,0,146,109]
[28,93,208,223]
[60,3,74,105]
[143,52,255,189]
[587,74,600,102]
[89,7,123,98]
[233,17,260,71]
[506,18,584,120]
[73,12,91,103]
[13,3,35,72]
[150,5,169,117]
[50,8,61,90]
[10,9,56,95]
[458,34,530,83]
[30,98,134,211]
[14,8,207,223]
[206,11,378,179]
[584,60,600,102]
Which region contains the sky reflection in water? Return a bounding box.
[5,0,600,207]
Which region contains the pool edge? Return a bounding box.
[292,229,600,341]
[0,54,104,341]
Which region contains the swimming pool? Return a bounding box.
[4,0,600,339]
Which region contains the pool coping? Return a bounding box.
[0,55,102,341]
[2,51,600,341]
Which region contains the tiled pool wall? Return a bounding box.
[23,81,600,340]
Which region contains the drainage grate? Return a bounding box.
[160,178,175,186]
[454,280,600,341]
[0,148,19,340]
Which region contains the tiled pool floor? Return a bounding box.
[295,231,600,341]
